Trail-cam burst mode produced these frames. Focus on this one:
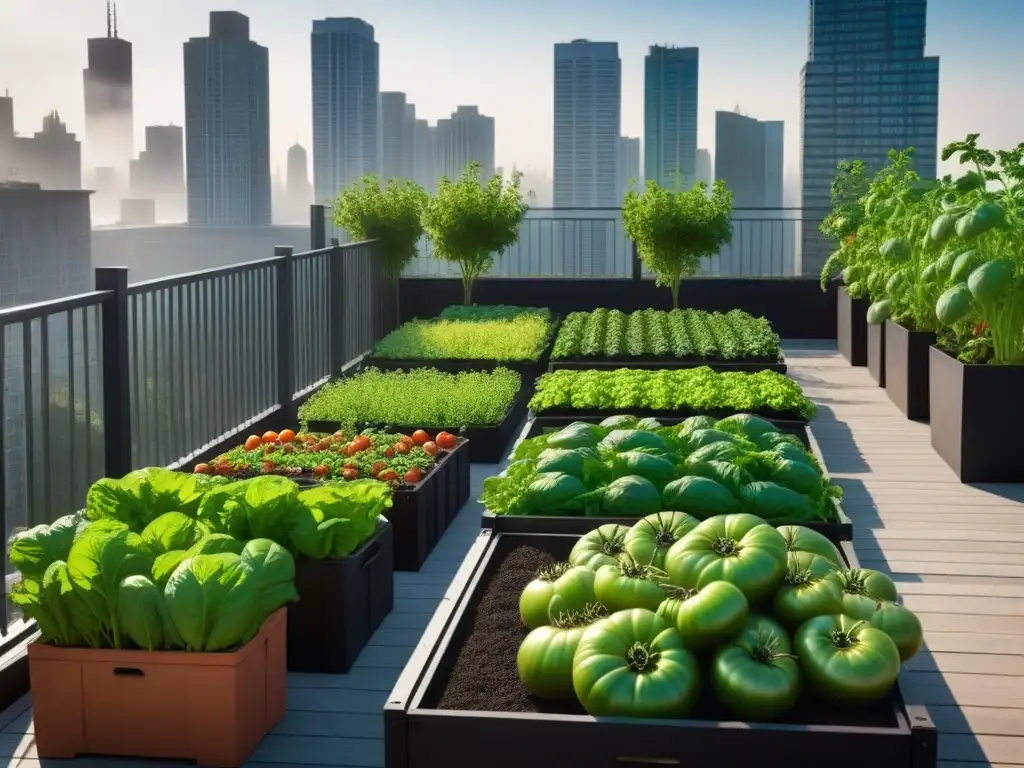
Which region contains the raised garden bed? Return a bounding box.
[929,345,1024,483]
[531,405,812,423]
[837,285,868,367]
[884,320,934,420]
[383,530,936,768]
[288,520,394,674]
[482,417,853,543]
[550,357,788,374]
[867,320,886,387]
[364,356,549,386]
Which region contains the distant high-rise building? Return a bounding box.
[618,136,641,197]
[130,124,185,222]
[644,45,699,190]
[286,143,312,224]
[715,109,784,208]
[435,106,495,183]
[183,12,270,226]
[311,18,379,204]
[380,92,416,182]
[0,90,17,180]
[553,40,621,208]
[696,148,712,187]
[83,1,133,177]
[799,0,939,275]
[0,96,81,189]
[413,118,435,192]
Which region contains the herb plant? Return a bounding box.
[422,163,529,304]
[551,308,780,361]
[299,366,522,428]
[622,180,734,308]
[332,174,429,277]
[371,313,552,362]
[438,304,550,322]
[528,368,816,420]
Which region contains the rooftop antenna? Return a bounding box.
[106,1,112,37]
[113,2,118,38]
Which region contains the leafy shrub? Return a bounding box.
[299,366,522,427]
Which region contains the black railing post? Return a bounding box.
[274,246,296,424]
[96,266,132,477]
[328,238,345,375]
[631,240,642,282]
[310,204,326,250]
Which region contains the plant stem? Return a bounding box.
[670,277,681,310]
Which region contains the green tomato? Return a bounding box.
[870,601,924,662]
[519,562,567,629]
[594,562,665,613]
[794,614,901,707]
[664,513,788,606]
[569,524,631,570]
[741,614,793,654]
[832,568,899,619]
[547,566,598,623]
[656,581,749,651]
[624,511,700,570]
[572,608,701,718]
[776,525,843,568]
[773,562,844,631]
[712,621,801,721]
[520,562,599,629]
[517,624,586,699]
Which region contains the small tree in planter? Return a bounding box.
[422,163,529,304]
[332,174,430,278]
[622,179,733,309]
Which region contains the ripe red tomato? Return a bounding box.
[384,446,395,459]
[262,431,279,444]
[435,431,457,450]
[244,435,262,451]
[378,469,399,482]
[422,441,438,456]
[351,435,371,453]
[194,463,210,474]
[342,467,359,480]
[404,466,422,484]
[313,464,329,477]
[371,461,388,477]
[394,441,410,455]
[262,460,275,472]
[279,429,296,444]
[411,430,430,446]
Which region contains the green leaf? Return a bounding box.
[118,575,166,651]
[240,539,298,618]
[140,512,210,555]
[8,513,86,579]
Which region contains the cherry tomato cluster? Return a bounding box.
[195,427,459,488]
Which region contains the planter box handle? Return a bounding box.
[112,667,145,677]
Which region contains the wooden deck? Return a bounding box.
[0,341,1020,766]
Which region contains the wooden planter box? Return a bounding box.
[836,285,868,367]
[884,320,935,420]
[29,608,287,767]
[929,345,1024,482]
[867,320,886,386]
[383,532,936,768]
[288,520,395,674]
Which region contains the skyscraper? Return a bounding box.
[695,148,713,187]
[0,100,81,191]
[413,118,435,192]
[183,12,270,225]
[286,143,312,223]
[311,18,379,204]
[644,46,699,190]
[380,92,416,182]
[618,136,641,197]
[130,124,185,221]
[434,106,496,183]
[715,110,784,208]
[553,40,621,207]
[799,0,939,275]
[83,2,133,177]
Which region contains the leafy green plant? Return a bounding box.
[528,368,816,420]
[819,160,871,291]
[551,309,780,361]
[622,180,734,308]
[928,135,1024,364]
[332,174,429,277]
[371,313,552,362]
[299,366,522,428]
[422,163,529,304]
[438,304,550,322]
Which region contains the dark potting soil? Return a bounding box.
[433,543,899,727]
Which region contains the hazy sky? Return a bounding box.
[1,0,1022,182]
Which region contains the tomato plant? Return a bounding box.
[572,608,701,718]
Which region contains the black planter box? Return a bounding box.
[288,519,394,674]
[387,439,470,570]
[867,320,886,386]
[884,321,935,420]
[383,530,936,768]
[306,389,529,466]
[549,357,787,374]
[485,417,853,543]
[929,345,1024,482]
[837,285,868,367]
[530,404,812,424]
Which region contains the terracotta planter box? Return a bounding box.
[867,320,885,386]
[884,320,935,420]
[929,345,1024,482]
[836,285,868,367]
[29,608,287,767]
[287,520,395,674]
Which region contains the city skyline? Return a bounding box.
[3,0,1021,192]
